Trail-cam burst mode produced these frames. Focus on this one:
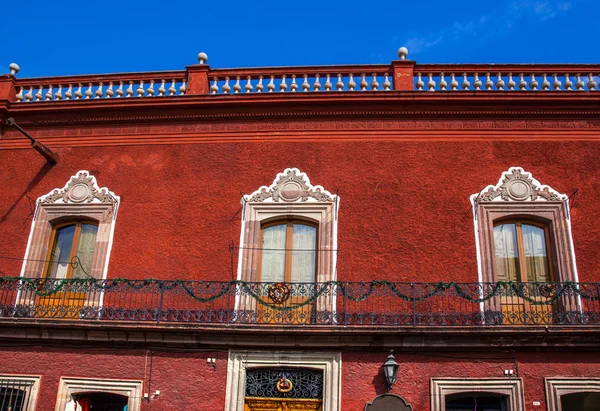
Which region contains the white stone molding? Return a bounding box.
[0,374,41,411]
[472,167,567,203]
[55,377,143,411]
[243,168,336,204]
[20,170,120,281]
[470,167,578,285]
[224,351,341,411]
[430,378,524,411]
[545,378,600,411]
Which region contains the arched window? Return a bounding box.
[493,221,553,283]
[45,221,98,280]
[259,219,317,283]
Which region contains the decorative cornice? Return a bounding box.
[473,167,567,203]
[244,168,336,203]
[38,170,119,205]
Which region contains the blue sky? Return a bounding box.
[1,0,598,77]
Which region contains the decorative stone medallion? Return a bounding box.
[244,168,336,203]
[476,167,566,203]
[39,171,116,205]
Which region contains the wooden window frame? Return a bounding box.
[493,219,555,283]
[43,220,99,279]
[257,218,319,283]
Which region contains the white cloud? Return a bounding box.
[399,0,581,55]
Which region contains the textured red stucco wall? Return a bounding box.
[0,138,598,283]
[0,346,227,411]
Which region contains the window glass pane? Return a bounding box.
[494,224,519,282]
[47,225,76,279]
[522,224,551,282]
[73,224,98,279]
[291,224,317,283]
[261,224,287,282]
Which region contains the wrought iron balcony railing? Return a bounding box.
[0,278,599,327]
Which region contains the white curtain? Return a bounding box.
[47,225,76,279]
[261,225,286,282]
[493,224,519,282]
[291,225,316,283]
[73,224,98,279]
[522,224,550,282]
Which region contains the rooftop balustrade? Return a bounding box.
[2,49,599,105]
[0,277,598,327]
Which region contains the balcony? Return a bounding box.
[0,278,598,327]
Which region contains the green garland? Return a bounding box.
[1,277,598,311]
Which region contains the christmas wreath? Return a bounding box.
[267,282,291,304]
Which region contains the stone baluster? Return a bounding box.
[450,73,458,91]
[106,81,115,98]
[302,74,310,92]
[383,73,391,91]
[279,75,288,92]
[348,73,356,91]
[371,73,379,90]
[518,74,527,90]
[587,73,597,90]
[564,74,573,90]
[336,74,344,91]
[35,85,43,101]
[324,74,332,91]
[75,83,83,99]
[55,84,63,100]
[223,77,231,94]
[438,72,447,91]
[360,73,368,91]
[210,77,218,94]
[25,86,34,101]
[290,75,298,92]
[65,84,73,100]
[168,79,177,96]
[529,74,538,90]
[461,73,470,90]
[552,74,561,90]
[136,80,145,97]
[85,83,93,99]
[95,82,104,98]
[575,74,584,90]
[126,81,134,97]
[147,80,155,96]
[45,85,53,101]
[473,73,482,90]
[245,76,253,93]
[256,76,264,92]
[496,73,505,90]
[233,76,241,94]
[16,87,24,102]
[507,73,516,90]
[541,74,550,91]
[116,81,124,98]
[485,73,493,90]
[158,79,166,96]
[313,74,321,91]
[426,73,435,91]
[415,73,424,91]
[179,79,186,94]
[267,75,275,92]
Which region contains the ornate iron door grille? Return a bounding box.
[245,368,323,399]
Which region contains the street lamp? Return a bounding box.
[383,350,399,391]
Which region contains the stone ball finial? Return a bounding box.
[197,52,208,65]
[397,47,408,60]
[9,63,20,76]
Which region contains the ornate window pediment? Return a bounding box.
[39,171,117,205]
[475,167,567,203]
[244,168,336,204]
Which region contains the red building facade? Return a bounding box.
[0,51,599,410]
